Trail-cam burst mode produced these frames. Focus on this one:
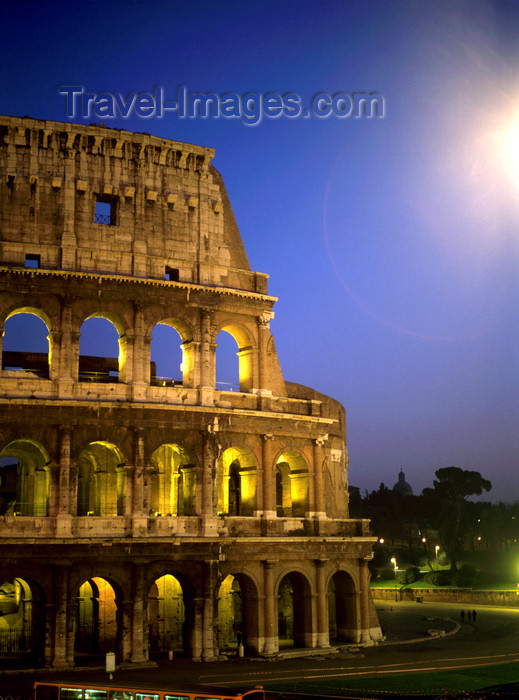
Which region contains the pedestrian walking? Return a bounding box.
[472,609,476,622]
[460,610,465,622]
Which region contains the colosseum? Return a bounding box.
[0,115,381,669]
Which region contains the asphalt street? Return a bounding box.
[2,601,519,698]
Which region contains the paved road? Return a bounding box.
[2,601,519,698]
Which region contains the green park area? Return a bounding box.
[264,662,519,698]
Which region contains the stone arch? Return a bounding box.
[149,443,197,516]
[2,307,53,380]
[214,322,255,393]
[276,570,313,648]
[74,576,123,660]
[0,439,51,516]
[217,570,260,656]
[275,449,310,517]
[327,569,358,644]
[149,316,195,388]
[77,441,126,516]
[148,574,187,656]
[145,566,196,658]
[217,446,258,516]
[78,312,128,383]
[0,576,46,664]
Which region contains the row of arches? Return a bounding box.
[1,309,259,391]
[0,568,357,665]
[0,439,311,518]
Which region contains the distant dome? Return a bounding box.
[393,469,413,496]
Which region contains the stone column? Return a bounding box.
[58,296,76,393]
[44,601,56,667]
[312,435,328,517]
[202,560,217,660]
[48,330,62,382]
[132,429,145,514]
[56,427,73,536]
[200,426,220,535]
[131,301,147,401]
[131,564,147,663]
[315,559,329,647]
[261,434,275,517]
[123,465,134,516]
[47,464,60,517]
[359,558,372,643]
[191,597,204,661]
[119,333,131,384]
[257,313,273,395]
[60,146,77,269]
[262,560,278,654]
[199,308,214,406]
[52,566,69,667]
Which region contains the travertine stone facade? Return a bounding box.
[0,115,381,669]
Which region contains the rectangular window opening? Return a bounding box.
[95,196,117,225]
[165,266,180,281]
[25,254,40,268]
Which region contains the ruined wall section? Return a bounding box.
[285,380,349,517]
[0,116,266,294]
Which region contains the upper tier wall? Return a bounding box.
[0,116,267,293]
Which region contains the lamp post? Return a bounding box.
[435,545,440,571]
[390,557,398,601]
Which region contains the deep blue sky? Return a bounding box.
[2,0,519,502]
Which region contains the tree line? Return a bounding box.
[350,467,519,572]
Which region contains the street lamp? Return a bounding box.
[435,545,440,571]
[390,557,398,601]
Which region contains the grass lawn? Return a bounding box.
[264,661,519,697]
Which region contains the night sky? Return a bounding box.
[2,0,518,502]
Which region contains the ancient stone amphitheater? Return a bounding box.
[0,115,380,669]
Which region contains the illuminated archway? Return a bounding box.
[150,320,194,387]
[77,442,126,516]
[217,447,257,516]
[215,324,254,393]
[277,571,312,648]
[0,578,45,663]
[328,571,357,643]
[217,573,259,655]
[276,450,309,517]
[0,440,50,516]
[75,577,119,657]
[79,315,124,383]
[2,310,51,379]
[148,575,186,655]
[150,444,196,516]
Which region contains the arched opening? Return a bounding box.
[277,572,312,648]
[150,323,183,386]
[79,316,123,383]
[149,444,196,516]
[217,575,242,653]
[0,578,45,665]
[2,311,50,379]
[217,447,257,516]
[217,573,259,655]
[77,442,126,516]
[148,575,186,656]
[276,451,309,517]
[75,577,119,660]
[215,325,254,393]
[0,440,50,516]
[328,571,357,644]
